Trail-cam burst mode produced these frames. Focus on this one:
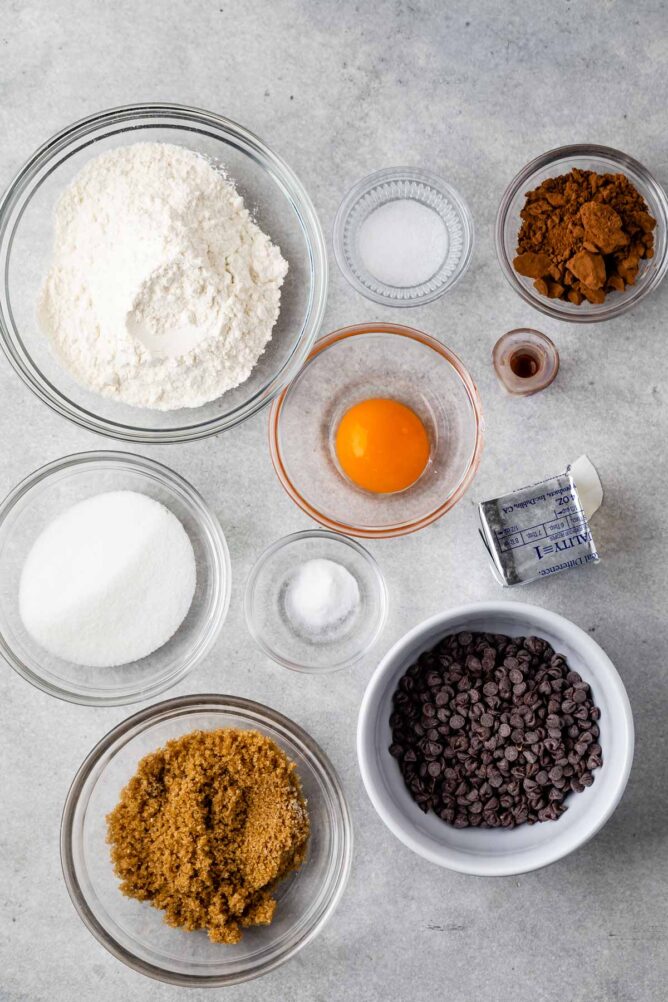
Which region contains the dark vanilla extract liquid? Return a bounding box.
[510,351,540,378]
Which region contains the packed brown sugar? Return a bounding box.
[513,168,655,305]
[106,728,310,944]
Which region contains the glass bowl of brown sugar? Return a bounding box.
[495,144,668,322]
[60,694,353,987]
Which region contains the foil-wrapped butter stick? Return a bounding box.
[478,455,603,586]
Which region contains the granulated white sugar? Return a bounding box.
[19,490,196,667]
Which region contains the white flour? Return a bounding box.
[38,143,288,410]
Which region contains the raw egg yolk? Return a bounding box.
[335,398,430,494]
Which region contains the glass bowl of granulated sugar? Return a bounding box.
[0,451,231,705]
[0,104,327,443]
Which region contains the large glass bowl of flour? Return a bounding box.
[0,105,328,442]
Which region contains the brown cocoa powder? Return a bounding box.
[106,728,310,944]
[513,168,656,305]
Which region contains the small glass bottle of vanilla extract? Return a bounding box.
[492,328,559,396]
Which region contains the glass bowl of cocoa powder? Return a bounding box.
[60,694,353,986]
[496,144,668,322]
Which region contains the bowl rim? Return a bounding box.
[333,165,475,307]
[357,601,635,876]
[0,102,328,442]
[0,450,232,705]
[268,322,485,539]
[60,693,354,987]
[495,142,668,323]
[244,527,389,672]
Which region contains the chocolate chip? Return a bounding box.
[389,630,602,830]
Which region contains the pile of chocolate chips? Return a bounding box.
[389,631,602,829]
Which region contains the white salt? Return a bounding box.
[284,558,360,637]
[357,199,448,287]
[19,490,196,667]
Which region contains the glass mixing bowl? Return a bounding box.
[269,323,484,539]
[0,451,231,705]
[245,529,388,672]
[0,104,328,442]
[496,144,668,323]
[333,167,474,307]
[60,694,353,986]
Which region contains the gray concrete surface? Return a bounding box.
[1,2,667,1000]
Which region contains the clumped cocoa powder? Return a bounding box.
[513,168,656,305]
[106,728,310,944]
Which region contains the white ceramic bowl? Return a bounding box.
[357,602,634,876]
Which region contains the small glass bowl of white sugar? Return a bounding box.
[0,451,231,705]
[245,529,388,672]
[333,167,474,306]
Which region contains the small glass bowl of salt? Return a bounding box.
[245,529,388,672]
[333,167,474,306]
